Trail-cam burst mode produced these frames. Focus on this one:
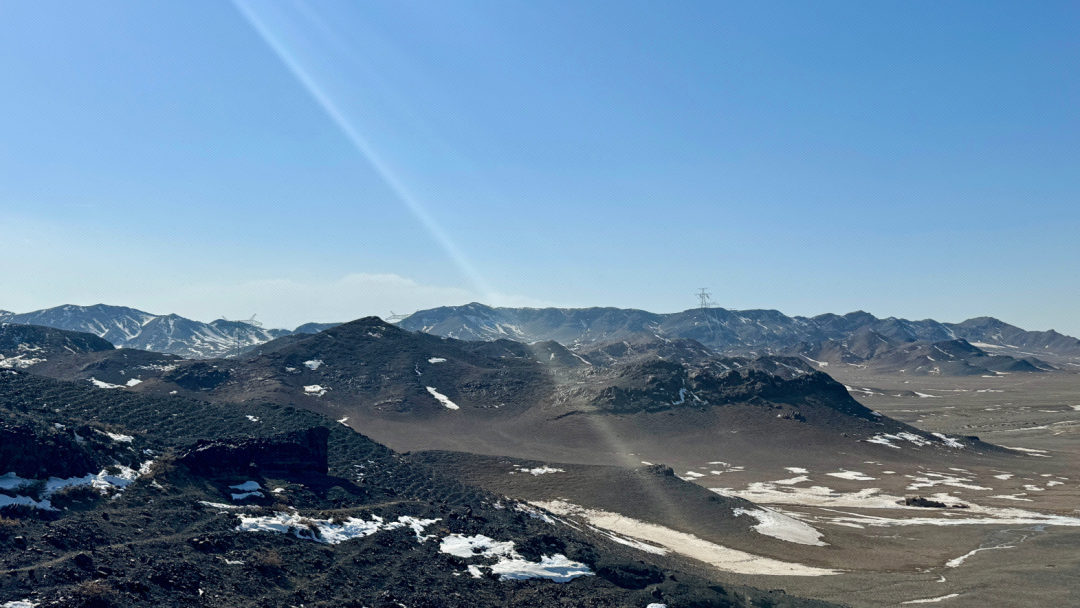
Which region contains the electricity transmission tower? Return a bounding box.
[697,288,713,310]
[221,314,263,358]
[385,311,413,323]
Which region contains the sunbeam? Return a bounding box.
[230,0,495,299]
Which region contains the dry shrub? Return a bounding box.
[254,549,283,570]
[71,579,116,607]
[50,484,101,509]
[0,516,19,537]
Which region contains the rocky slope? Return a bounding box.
[0,369,842,608]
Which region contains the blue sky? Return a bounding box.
[1,1,1077,333]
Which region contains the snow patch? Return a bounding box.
[439,534,593,582]
[237,513,439,545]
[733,507,827,546]
[428,357,447,364]
[426,386,460,410]
[303,359,323,370]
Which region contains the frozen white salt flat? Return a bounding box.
[125,378,142,387]
[230,481,261,492]
[303,359,323,370]
[827,470,876,481]
[733,507,827,546]
[901,594,960,604]
[237,513,439,545]
[303,385,327,396]
[428,357,447,363]
[533,500,837,576]
[426,386,460,410]
[515,466,564,476]
[439,533,593,582]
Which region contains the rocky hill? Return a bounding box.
[400,304,1080,364]
[0,305,339,359]
[0,369,843,608]
[0,324,114,371]
[785,331,1058,376]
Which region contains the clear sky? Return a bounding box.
[1,1,1077,334]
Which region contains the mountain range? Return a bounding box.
[400,303,1080,366]
[0,305,340,359]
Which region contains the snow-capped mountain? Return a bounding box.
[400,304,1080,360]
[0,304,338,359]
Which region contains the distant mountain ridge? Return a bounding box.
[0,304,341,359]
[400,303,1080,361]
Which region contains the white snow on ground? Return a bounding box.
[931,433,964,448]
[337,416,349,426]
[514,466,564,476]
[1,463,154,511]
[303,359,323,370]
[100,430,134,443]
[773,476,810,485]
[426,386,460,410]
[906,472,990,491]
[439,534,593,582]
[733,507,827,546]
[428,357,447,364]
[714,483,1080,528]
[866,432,950,449]
[785,467,809,474]
[901,594,961,604]
[199,501,241,510]
[801,355,828,368]
[570,352,593,366]
[231,491,263,500]
[827,470,876,481]
[237,513,439,544]
[993,473,1014,480]
[246,415,260,422]
[303,385,327,396]
[915,392,941,398]
[89,377,124,389]
[647,605,668,608]
[230,481,261,491]
[533,500,837,576]
[681,471,706,479]
[2,600,40,608]
[1000,446,1050,456]
[125,378,142,387]
[946,546,1014,568]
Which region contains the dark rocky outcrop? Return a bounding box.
[177,427,329,477]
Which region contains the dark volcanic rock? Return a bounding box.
[162,361,230,391]
[178,427,330,477]
[0,422,97,479]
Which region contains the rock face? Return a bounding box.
[0,422,97,479]
[178,427,330,477]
